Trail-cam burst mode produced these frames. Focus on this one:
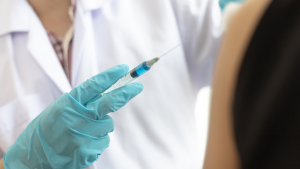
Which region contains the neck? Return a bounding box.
[28,0,72,37]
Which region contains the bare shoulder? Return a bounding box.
[203,0,273,169]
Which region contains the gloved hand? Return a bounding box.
[3,64,143,169]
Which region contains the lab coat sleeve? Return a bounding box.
[170,0,223,89]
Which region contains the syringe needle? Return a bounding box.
[159,44,181,58]
[102,43,181,95]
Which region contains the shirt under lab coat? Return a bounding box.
[0,0,222,168]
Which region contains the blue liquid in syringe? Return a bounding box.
[130,62,151,78]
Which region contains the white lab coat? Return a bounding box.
[0,0,222,168]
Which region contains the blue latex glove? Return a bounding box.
[3,65,143,169]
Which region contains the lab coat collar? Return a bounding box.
[77,0,112,11]
[0,0,30,36]
[0,0,112,35]
[0,0,72,93]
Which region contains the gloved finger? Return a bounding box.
[40,95,115,138]
[86,82,143,119]
[75,135,110,168]
[56,128,110,168]
[69,64,129,105]
[69,115,114,138]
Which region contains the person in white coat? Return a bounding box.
[0,0,223,168]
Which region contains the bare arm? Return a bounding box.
[203,0,272,168]
[0,159,4,169]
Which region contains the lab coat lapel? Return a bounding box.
[71,3,102,87]
[71,4,88,87]
[27,8,72,93]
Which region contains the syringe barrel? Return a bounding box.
[102,60,155,95]
[102,72,135,94]
[130,62,151,78]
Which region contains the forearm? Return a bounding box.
[0,158,4,169]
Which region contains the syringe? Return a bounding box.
[102,44,180,94]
